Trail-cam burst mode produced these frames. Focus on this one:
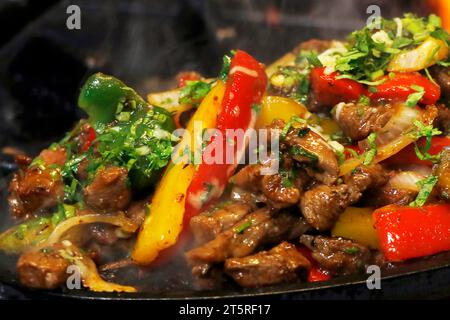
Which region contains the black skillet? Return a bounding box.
[1,0,449,299]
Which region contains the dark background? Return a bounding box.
[0,0,446,300]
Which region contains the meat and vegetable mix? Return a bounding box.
[1,13,450,292]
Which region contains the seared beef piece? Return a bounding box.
[431,66,450,98]
[300,164,388,231]
[84,166,131,212]
[344,163,389,192]
[363,171,422,207]
[293,39,332,54]
[17,243,70,289]
[8,148,66,218]
[300,184,354,231]
[435,149,450,200]
[332,103,394,141]
[224,242,311,287]
[435,104,450,135]
[269,119,339,185]
[300,235,371,275]
[231,163,304,208]
[125,199,148,227]
[190,202,256,244]
[186,208,310,276]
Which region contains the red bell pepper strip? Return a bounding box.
[184,50,267,225]
[80,127,96,152]
[373,204,450,262]
[309,67,365,108]
[368,72,440,105]
[382,136,450,167]
[297,247,332,282]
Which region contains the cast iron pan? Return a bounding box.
[1,0,449,299]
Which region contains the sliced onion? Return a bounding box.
[387,37,449,72]
[46,213,138,245]
[340,104,438,176]
[58,241,136,293]
[374,104,421,146]
[388,171,426,192]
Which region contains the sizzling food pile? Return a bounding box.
[1,14,450,292]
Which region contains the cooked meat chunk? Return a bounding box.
[300,235,371,275]
[190,202,255,244]
[224,242,311,287]
[231,163,303,208]
[300,184,354,231]
[435,104,450,135]
[431,66,450,98]
[84,166,131,212]
[300,164,388,231]
[17,243,70,289]
[269,119,339,185]
[332,103,393,141]
[435,149,450,200]
[363,171,421,207]
[344,163,389,192]
[293,39,332,54]
[8,148,66,218]
[186,208,310,276]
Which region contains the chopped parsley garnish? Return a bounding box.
[289,145,319,164]
[409,121,442,163]
[405,85,425,107]
[179,80,212,105]
[235,220,252,234]
[219,52,233,81]
[298,50,323,67]
[326,14,449,84]
[279,167,297,188]
[358,95,370,106]
[343,247,360,255]
[281,115,306,139]
[409,175,438,207]
[363,132,377,165]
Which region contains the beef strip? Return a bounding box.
[430,65,450,98]
[434,104,450,135]
[363,171,421,207]
[292,39,333,54]
[300,235,371,275]
[269,119,339,185]
[8,148,66,218]
[185,208,310,276]
[17,242,70,289]
[231,163,304,209]
[190,202,256,244]
[435,148,450,200]
[300,164,388,231]
[224,241,310,287]
[83,166,131,212]
[332,102,394,141]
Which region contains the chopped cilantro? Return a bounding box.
[281,115,306,139]
[405,85,425,107]
[179,81,212,105]
[235,220,252,234]
[410,121,442,163]
[363,132,377,165]
[343,247,360,255]
[289,145,319,164]
[409,175,438,207]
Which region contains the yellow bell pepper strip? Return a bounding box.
[184,50,267,223]
[132,81,226,265]
[255,96,310,129]
[331,207,379,249]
